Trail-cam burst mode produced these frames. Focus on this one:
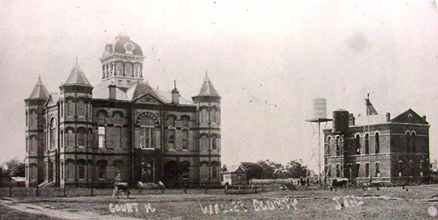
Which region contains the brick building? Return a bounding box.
[324,97,430,185]
[24,34,222,188]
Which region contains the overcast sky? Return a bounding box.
[1,0,438,170]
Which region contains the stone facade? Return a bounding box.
[24,34,222,188]
[324,100,430,185]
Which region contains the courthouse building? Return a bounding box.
[24,34,222,188]
[324,97,430,184]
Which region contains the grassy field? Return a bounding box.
[0,203,63,220]
[3,185,438,219]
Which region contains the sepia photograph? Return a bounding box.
[1,0,438,219]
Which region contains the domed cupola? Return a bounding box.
[100,34,145,88]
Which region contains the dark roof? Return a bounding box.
[196,74,220,97]
[127,81,163,101]
[28,76,50,100]
[63,63,93,88]
[391,109,428,124]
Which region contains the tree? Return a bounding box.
[285,160,310,178]
[2,158,25,177]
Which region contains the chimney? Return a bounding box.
[348,113,355,126]
[386,112,391,122]
[171,80,180,104]
[109,84,116,100]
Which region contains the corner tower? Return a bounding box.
[100,34,144,88]
[192,74,221,185]
[25,76,50,187]
[59,62,93,187]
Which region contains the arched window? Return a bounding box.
[355,134,361,154]
[336,164,340,177]
[365,133,369,154]
[405,131,411,152]
[25,111,28,127]
[375,132,380,154]
[335,136,340,156]
[166,115,176,128]
[97,110,107,125]
[181,115,190,127]
[49,118,56,149]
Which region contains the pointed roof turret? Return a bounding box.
[62,60,93,88]
[196,72,220,97]
[27,76,50,100]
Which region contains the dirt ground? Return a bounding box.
[2,184,438,219]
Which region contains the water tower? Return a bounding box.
[306,98,332,185]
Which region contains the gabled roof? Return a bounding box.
[27,76,50,100]
[62,63,92,88]
[391,109,428,124]
[196,74,220,97]
[127,81,163,101]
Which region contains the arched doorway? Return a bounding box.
[163,161,178,188]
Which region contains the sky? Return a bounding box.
[1,0,438,171]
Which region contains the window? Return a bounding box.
[25,111,28,127]
[365,163,369,177]
[212,136,217,150]
[49,118,56,149]
[327,165,331,177]
[60,131,64,148]
[168,130,175,144]
[77,128,85,147]
[181,115,190,127]
[67,100,74,117]
[200,109,208,123]
[98,126,106,148]
[77,101,85,117]
[66,129,74,147]
[182,130,189,150]
[365,134,369,154]
[78,160,85,179]
[375,163,380,177]
[210,108,217,123]
[336,164,340,177]
[355,134,361,154]
[139,127,153,149]
[335,136,340,156]
[411,132,416,152]
[375,133,380,153]
[326,137,331,155]
[166,115,176,128]
[406,132,411,152]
